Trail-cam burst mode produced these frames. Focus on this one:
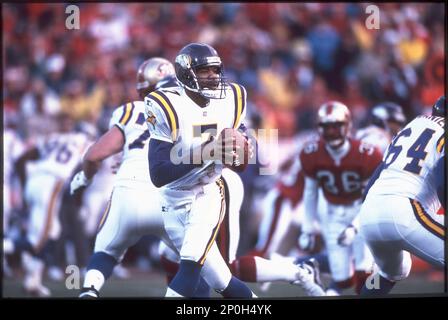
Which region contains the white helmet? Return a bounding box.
[317,101,351,149]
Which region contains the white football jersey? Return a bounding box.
[367,115,445,213]
[109,101,155,187]
[355,125,391,154]
[145,84,247,190]
[3,129,25,184]
[33,132,91,180]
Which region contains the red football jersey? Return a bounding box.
[300,138,382,205]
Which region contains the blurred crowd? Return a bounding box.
[3,3,445,277]
[4,3,445,138]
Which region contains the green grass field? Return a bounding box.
[2,268,445,298]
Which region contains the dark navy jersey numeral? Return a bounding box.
[135,112,146,125]
[384,127,436,175]
[129,131,151,150]
[193,124,218,144]
[384,128,411,168]
[403,128,435,174]
[55,144,73,164]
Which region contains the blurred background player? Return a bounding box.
[7,112,92,296]
[356,102,407,153]
[3,116,26,277]
[359,96,445,296]
[299,101,383,295]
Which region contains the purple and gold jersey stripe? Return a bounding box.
[97,191,114,233]
[410,199,445,240]
[199,178,226,265]
[217,176,231,265]
[119,102,135,126]
[148,91,179,141]
[35,179,64,252]
[229,83,246,129]
[436,135,444,153]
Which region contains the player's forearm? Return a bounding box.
[148,139,201,187]
[14,147,40,189]
[82,126,124,177]
[82,159,101,180]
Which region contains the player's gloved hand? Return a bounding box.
[70,171,91,195]
[201,133,237,164]
[298,233,317,253]
[337,225,358,247]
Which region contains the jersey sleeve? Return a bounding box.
[109,103,135,131]
[299,144,317,179]
[144,94,175,144]
[229,83,247,129]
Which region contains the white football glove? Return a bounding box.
[298,233,317,252]
[70,171,91,195]
[337,225,358,247]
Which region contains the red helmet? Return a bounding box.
[136,57,175,99]
[317,101,351,149]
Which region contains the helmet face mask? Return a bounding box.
[318,122,349,148]
[317,101,351,149]
[175,43,227,99]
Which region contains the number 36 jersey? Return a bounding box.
[144,84,246,190]
[109,100,153,187]
[368,115,445,211]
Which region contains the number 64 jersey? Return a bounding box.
[367,115,445,213]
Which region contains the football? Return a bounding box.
[219,128,249,172]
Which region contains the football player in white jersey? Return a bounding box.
[72,53,325,298]
[3,125,25,276]
[145,43,258,298]
[12,112,91,296]
[70,57,180,298]
[359,96,445,296]
[356,102,406,154]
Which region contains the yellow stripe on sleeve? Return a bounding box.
[149,92,178,141]
[119,103,133,125]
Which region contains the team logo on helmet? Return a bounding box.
[175,54,192,69]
